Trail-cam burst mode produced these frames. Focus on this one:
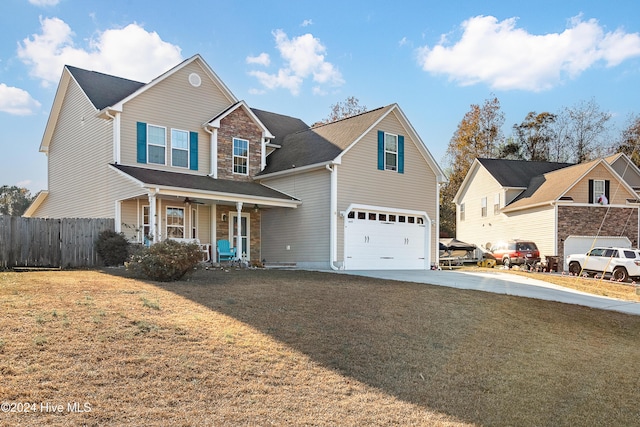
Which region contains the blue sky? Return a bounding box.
[2,0,640,194]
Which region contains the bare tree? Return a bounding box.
[320,96,367,124]
[555,98,611,163]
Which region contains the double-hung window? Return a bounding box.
[481,197,487,217]
[233,138,249,175]
[494,194,500,215]
[166,207,185,238]
[460,203,465,221]
[171,129,189,168]
[385,133,398,171]
[147,125,166,165]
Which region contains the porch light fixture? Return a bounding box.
[253,204,260,213]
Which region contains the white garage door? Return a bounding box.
[563,235,631,269]
[344,209,427,270]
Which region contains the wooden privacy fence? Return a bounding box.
[0,216,114,269]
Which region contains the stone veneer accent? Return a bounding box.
[557,205,638,260]
[217,108,263,180]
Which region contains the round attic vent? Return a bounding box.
[188,73,201,87]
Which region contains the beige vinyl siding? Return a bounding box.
[260,169,330,264]
[196,206,211,244]
[502,206,556,257]
[337,114,439,262]
[564,163,636,204]
[120,61,233,174]
[34,80,114,218]
[456,166,507,249]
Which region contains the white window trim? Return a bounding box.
[147,124,167,165]
[233,137,249,175]
[166,206,185,239]
[171,128,190,169]
[384,132,398,171]
[593,179,605,203]
[481,197,487,217]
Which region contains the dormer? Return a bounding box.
[204,101,275,180]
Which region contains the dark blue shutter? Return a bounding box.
[605,180,610,202]
[189,131,198,171]
[136,122,147,164]
[398,135,404,174]
[377,131,384,170]
[588,179,594,204]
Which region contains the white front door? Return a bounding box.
[230,213,250,260]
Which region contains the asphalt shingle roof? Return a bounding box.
[478,158,573,188]
[67,66,145,110]
[258,105,393,175]
[111,164,299,201]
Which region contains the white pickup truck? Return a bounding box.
[566,247,640,282]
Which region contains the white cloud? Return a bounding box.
[17,17,183,87]
[246,53,270,66]
[416,15,640,91]
[248,29,344,95]
[28,0,60,6]
[0,83,41,115]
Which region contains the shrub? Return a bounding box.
[95,230,130,266]
[126,239,202,281]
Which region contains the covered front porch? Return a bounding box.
[110,164,300,263]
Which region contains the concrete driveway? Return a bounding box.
[338,269,640,316]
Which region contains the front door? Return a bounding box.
[230,213,250,260]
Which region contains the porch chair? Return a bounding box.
[217,239,236,263]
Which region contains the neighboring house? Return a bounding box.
[454,154,640,268]
[25,54,446,270]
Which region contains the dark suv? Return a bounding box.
[489,240,540,268]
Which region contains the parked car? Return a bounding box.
[566,247,640,282]
[489,240,540,268]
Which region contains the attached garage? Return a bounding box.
[562,235,631,269]
[343,206,430,270]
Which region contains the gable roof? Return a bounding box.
[477,158,573,188]
[502,158,638,212]
[251,108,310,146]
[257,106,393,176]
[66,66,145,110]
[110,164,300,206]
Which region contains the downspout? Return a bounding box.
[105,110,120,164]
[327,164,341,270]
[204,126,218,178]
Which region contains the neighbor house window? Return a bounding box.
[233,138,249,175]
[191,208,197,239]
[166,207,185,238]
[481,197,487,217]
[171,129,189,168]
[385,133,398,171]
[494,193,500,215]
[460,203,465,221]
[147,125,166,165]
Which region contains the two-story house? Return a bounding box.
[25,54,446,270]
[454,154,640,268]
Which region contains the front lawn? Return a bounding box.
[1,268,639,426]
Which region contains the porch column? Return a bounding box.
[148,192,157,244]
[236,201,243,260]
